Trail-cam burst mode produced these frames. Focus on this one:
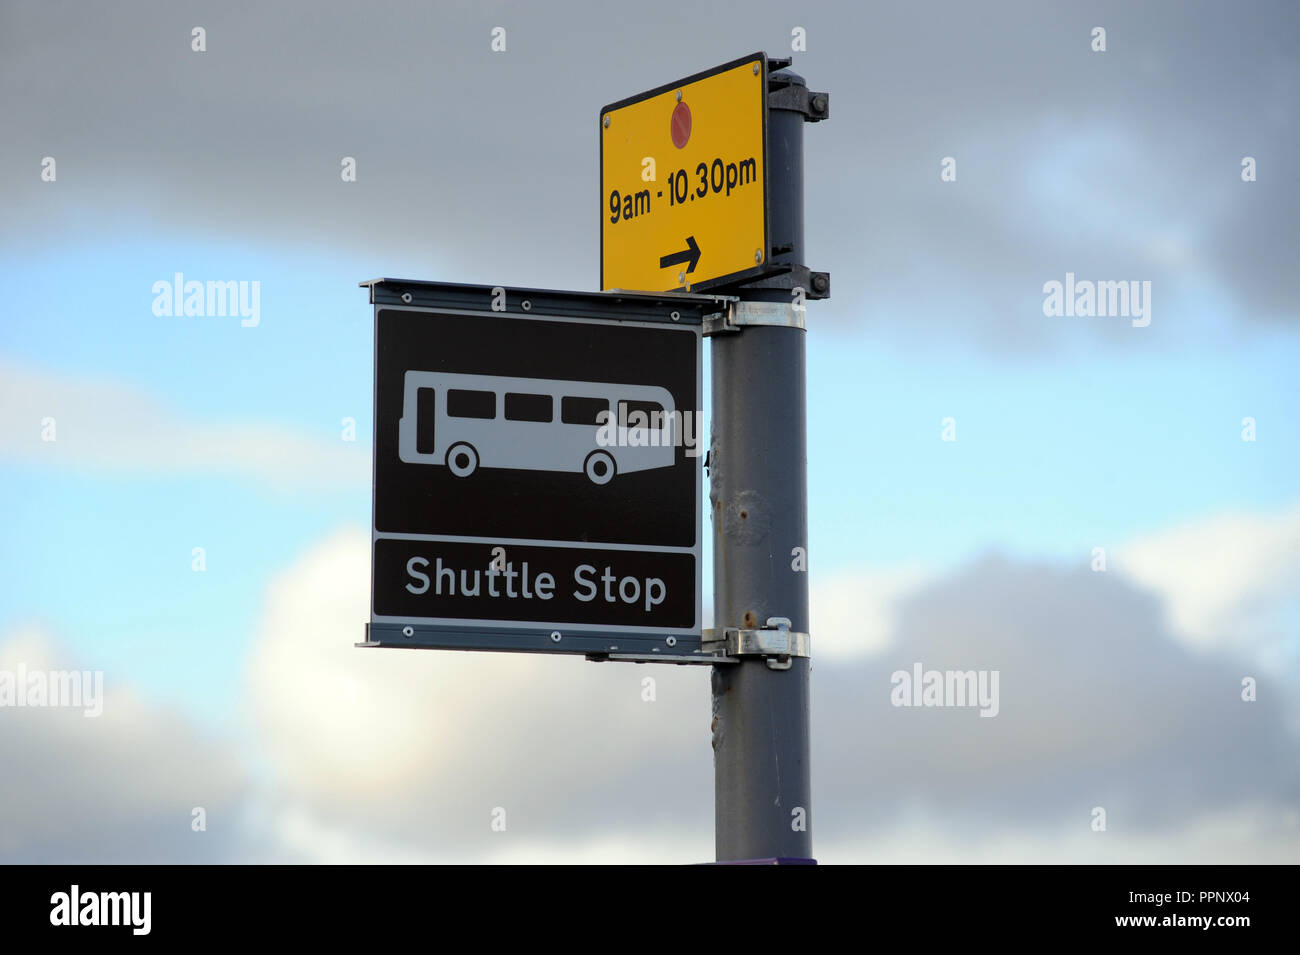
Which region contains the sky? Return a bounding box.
[0,0,1297,863]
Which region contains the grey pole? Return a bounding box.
[710,64,826,863]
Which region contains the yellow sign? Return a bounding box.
[600,53,768,293]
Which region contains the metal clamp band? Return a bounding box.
[702,617,810,670]
[703,301,807,337]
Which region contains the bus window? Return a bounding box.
[562,396,609,426]
[619,399,665,430]
[505,393,553,422]
[447,389,495,419]
[416,387,438,453]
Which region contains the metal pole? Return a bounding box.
[710,66,818,862]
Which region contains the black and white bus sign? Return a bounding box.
[361,279,711,657]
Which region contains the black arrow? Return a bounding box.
[659,236,701,274]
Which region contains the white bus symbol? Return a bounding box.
[398,371,677,484]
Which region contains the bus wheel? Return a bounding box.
[446,442,479,477]
[584,450,616,485]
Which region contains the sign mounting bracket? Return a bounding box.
[587,617,810,669]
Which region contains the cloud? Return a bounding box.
[243,802,703,865]
[1,0,1295,345]
[0,626,246,862]
[820,806,1300,864]
[814,554,1300,843]
[1117,503,1300,664]
[245,529,1299,862]
[810,563,932,659]
[246,527,714,861]
[5,514,1296,863]
[0,358,367,489]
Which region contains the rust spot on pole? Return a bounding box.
[722,489,769,544]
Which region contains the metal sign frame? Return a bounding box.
[599,51,772,294]
[360,278,722,659]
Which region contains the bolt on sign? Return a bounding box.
[359,279,711,657]
[600,52,769,293]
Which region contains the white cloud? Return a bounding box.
[0,358,367,489]
[6,514,1298,863]
[244,531,1299,863]
[248,800,703,865]
[0,626,245,862]
[1117,503,1300,658]
[821,806,1300,864]
[245,527,714,860]
[811,564,933,659]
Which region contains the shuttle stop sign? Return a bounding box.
[360,278,710,658]
[600,52,769,293]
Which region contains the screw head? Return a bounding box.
[666,636,677,647]
[812,273,829,293]
[670,310,680,322]
[678,271,686,283]
[521,299,531,311]
[675,89,682,102]
[550,631,562,642]
[752,63,760,75]
[602,115,610,128]
[755,250,763,263]
[812,94,828,113]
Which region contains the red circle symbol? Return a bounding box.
[670,101,692,149]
